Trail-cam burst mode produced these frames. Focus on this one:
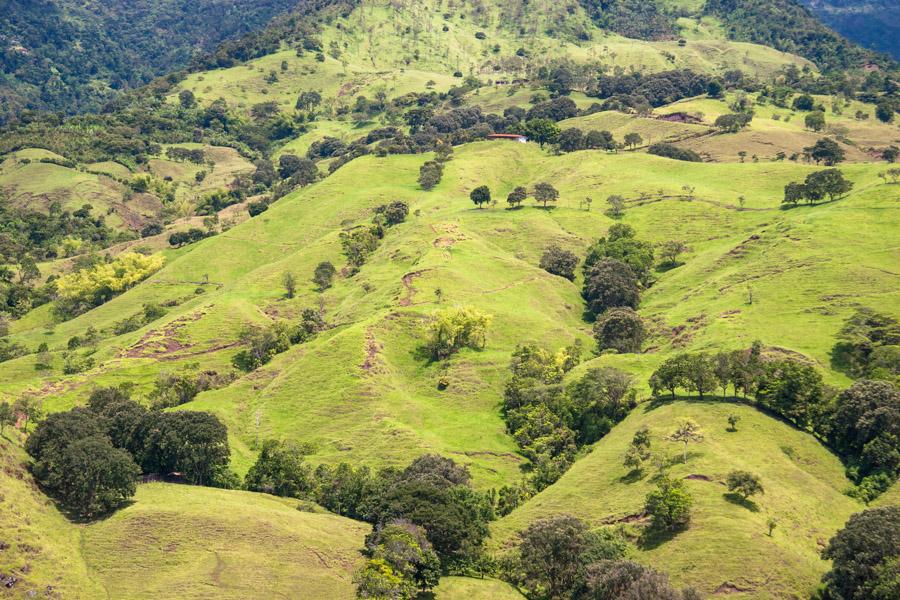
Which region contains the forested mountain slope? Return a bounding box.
[802,0,899,58]
[0,0,303,121]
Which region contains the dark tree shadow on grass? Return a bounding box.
[619,469,646,484]
[639,525,686,550]
[723,492,760,512]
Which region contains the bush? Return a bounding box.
[55,253,165,317]
[374,201,409,226]
[313,261,337,290]
[726,470,764,500]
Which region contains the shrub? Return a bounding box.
[244,440,314,498]
[726,470,764,500]
[313,261,337,290]
[55,253,165,316]
[374,201,409,226]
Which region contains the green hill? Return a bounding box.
[491,399,862,598]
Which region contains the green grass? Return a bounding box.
[433,576,524,599]
[491,399,863,599]
[0,434,105,599]
[81,483,367,599]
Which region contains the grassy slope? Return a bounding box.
[434,576,525,599]
[1,143,897,480]
[0,435,104,599]
[0,436,367,599]
[81,483,367,600]
[491,400,863,599]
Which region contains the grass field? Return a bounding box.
[491,399,863,599]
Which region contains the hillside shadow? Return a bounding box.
[619,469,646,484]
[723,492,760,512]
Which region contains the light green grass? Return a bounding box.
[81,483,367,599]
[434,576,524,599]
[491,400,863,599]
[0,435,105,599]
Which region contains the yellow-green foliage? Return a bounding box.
[427,305,493,359]
[55,252,165,306]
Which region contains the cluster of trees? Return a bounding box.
[540,246,580,281]
[580,224,654,354]
[506,514,701,599]
[53,252,165,318]
[243,449,495,583]
[165,147,206,163]
[555,128,619,153]
[592,69,711,110]
[418,144,453,190]
[424,306,492,361]
[649,344,900,500]
[782,168,853,206]
[168,228,213,247]
[232,308,325,371]
[803,138,846,166]
[339,200,408,274]
[647,143,702,162]
[831,308,899,381]
[820,506,899,600]
[578,0,677,41]
[24,386,233,517]
[503,342,637,491]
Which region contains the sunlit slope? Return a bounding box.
[491,400,862,599]
[2,142,896,484]
[0,436,104,599]
[79,483,367,600]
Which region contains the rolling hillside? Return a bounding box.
[0,0,898,598]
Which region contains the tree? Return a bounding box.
[470,185,491,208]
[727,413,740,431]
[582,258,641,315]
[649,355,688,399]
[623,426,652,472]
[296,90,322,111]
[726,470,764,500]
[804,110,826,131]
[178,89,196,109]
[252,159,277,187]
[518,515,625,599]
[425,306,492,360]
[584,223,655,284]
[526,118,561,149]
[282,272,296,299]
[821,506,900,600]
[593,307,645,353]
[140,411,230,486]
[418,160,443,190]
[507,186,527,208]
[557,128,585,153]
[14,397,41,432]
[540,245,579,281]
[244,440,313,498]
[875,99,895,124]
[828,380,900,479]
[792,94,815,111]
[355,558,411,599]
[658,240,688,267]
[313,261,336,291]
[645,475,693,531]
[605,195,625,218]
[278,154,303,179]
[375,201,409,226]
[682,354,716,399]
[783,181,805,206]
[667,420,703,463]
[533,182,559,208]
[806,138,845,166]
[805,168,853,202]
[365,520,440,594]
[707,79,724,98]
[0,401,14,435]
[624,133,643,149]
[715,113,752,132]
[43,435,139,518]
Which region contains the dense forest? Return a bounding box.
[801,0,899,58]
[0,0,302,121]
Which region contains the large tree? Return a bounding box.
[821,506,900,600]
[582,258,641,315]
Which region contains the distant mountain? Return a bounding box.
[0,0,302,122]
[801,0,899,58]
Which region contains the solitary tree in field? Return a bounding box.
[658,240,688,267]
[624,426,652,472]
[14,397,41,433]
[767,517,777,536]
[726,470,764,501]
[727,413,741,431]
[668,420,703,463]
[805,111,826,132]
[470,185,492,208]
[282,272,296,299]
[645,475,693,531]
[605,194,625,218]
[533,182,559,208]
[313,261,336,291]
